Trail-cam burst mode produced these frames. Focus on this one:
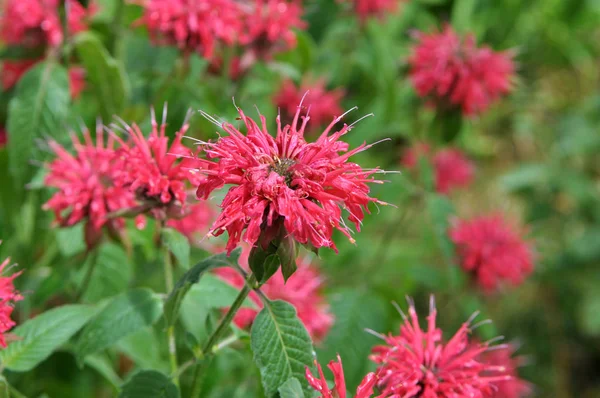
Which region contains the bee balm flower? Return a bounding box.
[370,297,511,397]
[306,354,379,398]
[449,214,534,292]
[480,343,532,398]
[0,256,23,348]
[195,100,387,254]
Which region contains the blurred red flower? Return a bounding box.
[306,354,379,398]
[449,214,534,292]
[1,59,40,90]
[68,67,86,100]
[480,343,532,398]
[274,79,344,129]
[167,201,214,242]
[347,0,401,21]
[402,144,475,195]
[409,26,515,116]
[370,297,510,397]
[0,257,23,348]
[194,102,387,254]
[0,126,5,148]
[215,251,333,341]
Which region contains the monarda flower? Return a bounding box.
[134,0,244,59]
[114,108,201,219]
[0,257,24,348]
[449,214,534,292]
[370,297,511,397]
[274,79,345,129]
[215,253,333,341]
[343,0,401,22]
[195,100,387,254]
[0,126,6,148]
[402,143,474,195]
[306,354,379,398]
[239,0,306,60]
[166,201,214,242]
[409,26,515,116]
[480,344,532,398]
[0,0,93,48]
[43,127,137,247]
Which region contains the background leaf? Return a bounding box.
[118,370,180,398]
[161,227,190,269]
[278,378,304,398]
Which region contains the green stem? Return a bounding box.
[74,248,99,301]
[162,230,179,388]
[190,273,256,398]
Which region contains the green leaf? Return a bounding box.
[0,305,95,372]
[75,289,163,362]
[74,32,130,119]
[119,370,180,398]
[55,224,86,257]
[452,0,478,33]
[278,378,305,398]
[6,61,69,185]
[82,244,133,302]
[0,376,8,398]
[84,354,123,389]
[278,236,297,282]
[249,245,279,284]
[162,227,190,269]
[116,328,168,372]
[317,290,388,391]
[164,248,241,326]
[251,300,315,397]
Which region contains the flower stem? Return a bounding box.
[74,248,99,301]
[162,233,179,388]
[190,272,256,398]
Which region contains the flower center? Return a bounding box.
[270,157,296,186]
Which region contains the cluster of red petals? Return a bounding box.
[402,143,475,195]
[0,126,6,148]
[370,297,510,397]
[306,354,378,398]
[136,0,244,59]
[195,103,385,254]
[480,344,532,398]
[0,0,93,48]
[409,26,515,116]
[346,0,400,21]
[274,79,345,128]
[0,257,24,348]
[215,250,333,341]
[449,214,534,292]
[115,111,200,214]
[167,202,214,242]
[43,128,138,244]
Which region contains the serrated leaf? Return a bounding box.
[278,378,304,398]
[251,300,315,397]
[317,290,388,391]
[74,32,129,119]
[119,370,180,398]
[6,61,69,185]
[75,289,163,362]
[161,227,190,269]
[164,248,241,326]
[82,244,133,302]
[0,305,95,372]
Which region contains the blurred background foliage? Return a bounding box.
[0,0,599,397]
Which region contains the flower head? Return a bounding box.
[43,126,137,246]
[346,0,401,22]
[115,108,201,218]
[306,354,379,398]
[195,101,386,254]
[135,0,244,59]
[0,257,23,348]
[167,201,214,242]
[480,343,532,398]
[449,214,534,292]
[215,250,333,341]
[239,0,306,60]
[274,79,345,129]
[370,297,510,397]
[0,0,93,48]
[409,26,515,116]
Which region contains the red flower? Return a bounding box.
[239,0,306,60]
[480,344,532,398]
[215,249,333,341]
[346,0,400,21]
[1,59,40,90]
[0,257,24,348]
[0,126,7,148]
[274,79,345,129]
[409,26,515,116]
[402,144,474,195]
[449,214,534,292]
[115,108,200,218]
[0,0,93,48]
[167,201,214,242]
[68,67,86,100]
[43,126,137,246]
[306,354,379,398]
[135,0,244,59]
[370,297,510,397]
[195,101,386,254]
